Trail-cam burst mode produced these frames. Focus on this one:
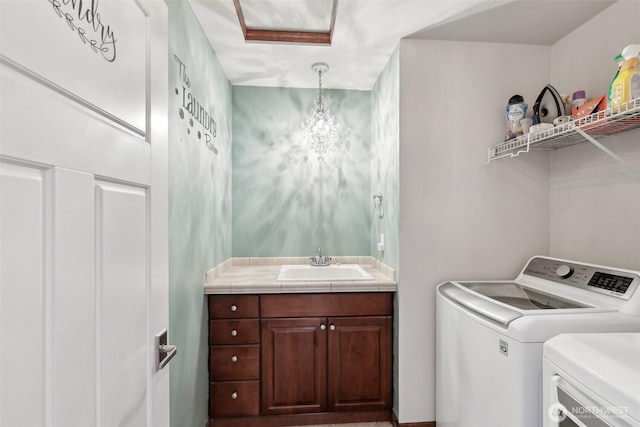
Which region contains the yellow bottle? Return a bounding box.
[609,44,640,110]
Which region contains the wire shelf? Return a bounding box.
[487,97,640,162]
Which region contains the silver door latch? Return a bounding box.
[155,329,177,370]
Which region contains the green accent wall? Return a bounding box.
[371,47,400,270]
[168,1,232,426]
[232,86,372,257]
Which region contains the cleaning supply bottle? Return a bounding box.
[609,44,640,110]
[607,53,624,107]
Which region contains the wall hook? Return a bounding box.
[373,193,384,219]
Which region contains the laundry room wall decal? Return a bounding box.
[173,55,218,154]
[48,0,117,62]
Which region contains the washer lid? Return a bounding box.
[545,333,640,422]
[438,282,523,326]
[460,282,591,310]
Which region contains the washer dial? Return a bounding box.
[556,265,574,279]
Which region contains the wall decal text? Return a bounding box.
[48,0,117,62]
[174,55,218,154]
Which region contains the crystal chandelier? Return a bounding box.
[302,63,339,160]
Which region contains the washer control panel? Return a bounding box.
[523,257,640,300]
[587,272,634,294]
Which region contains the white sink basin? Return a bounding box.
[277,264,374,282]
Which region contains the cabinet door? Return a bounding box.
[327,316,392,411]
[261,318,327,415]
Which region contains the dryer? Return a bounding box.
[544,333,640,427]
[436,256,640,427]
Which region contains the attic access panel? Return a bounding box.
[233,0,338,45]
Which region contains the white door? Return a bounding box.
[0,1,170,426]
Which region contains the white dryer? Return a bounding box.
[543,333,640,427]
[436,256,640,427]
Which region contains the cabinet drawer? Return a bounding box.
[261,293,393,317]
[209,295,259,319]
[210,319,260,345]
[210,380,260,417]
[210,345,260,381]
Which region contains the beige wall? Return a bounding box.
[549,0,640,269]
[397,39,551,422]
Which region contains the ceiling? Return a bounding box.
[188,0,616,91]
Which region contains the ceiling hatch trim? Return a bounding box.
[232,0,338,45]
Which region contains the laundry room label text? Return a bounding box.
[48,0,118,62]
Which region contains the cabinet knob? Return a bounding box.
[320,324,326,330]
[231,329,238,337]
[330,324,336,331]
[231,392,238,400]
[230,304,237,312]
[231,355,238,363]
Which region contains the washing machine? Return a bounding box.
[435,256,640,427]
[543,333,640,427]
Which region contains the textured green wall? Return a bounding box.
[232,86,372,257]
[371,47,400,271]
[168,1,232,426]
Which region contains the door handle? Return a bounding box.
[155,329,177,371]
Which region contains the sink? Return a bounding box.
[277,264,374,282]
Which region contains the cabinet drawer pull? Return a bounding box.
[231,329,238,337]
[330,324,336,331]
[230,304,237,312]
[320,324,326,330]
[231,392,238,400]
[231,355,238,363]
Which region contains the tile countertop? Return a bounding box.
[204,256,397,294]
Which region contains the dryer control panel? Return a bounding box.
[523,257,640,300]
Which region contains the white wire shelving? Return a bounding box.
[486,97,640,178]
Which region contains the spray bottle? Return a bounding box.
[609,44,640,110]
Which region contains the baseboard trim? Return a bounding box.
[391,410,435,427]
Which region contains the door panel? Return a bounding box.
[51,167,96,427]
[328,316,392,411]
[0,0,148,131]
[0,161,46,427]
[96,181,149,427]
[261,317,327,415]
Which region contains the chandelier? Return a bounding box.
[302,63,339,160]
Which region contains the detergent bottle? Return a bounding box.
[607,53,624,106]
[609,44,640,110]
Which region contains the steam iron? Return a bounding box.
[533,84,565,124]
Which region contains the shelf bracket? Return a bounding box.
[574,128,640,179]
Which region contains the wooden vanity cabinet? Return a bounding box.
[208,292,393,426]
[261,293,393,416]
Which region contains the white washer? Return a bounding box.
[436,256,640,427]
[543,333,640,427]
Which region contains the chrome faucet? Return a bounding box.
[309,247,331,266]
